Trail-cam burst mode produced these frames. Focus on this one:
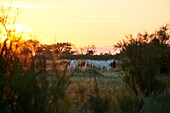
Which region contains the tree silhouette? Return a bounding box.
[115,25,170,98]
[86,44,96,55]
[55,42,73,54]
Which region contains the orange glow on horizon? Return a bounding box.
[1,0,170,54]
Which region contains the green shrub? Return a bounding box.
[140,93,170,113]
[115,25,170,97]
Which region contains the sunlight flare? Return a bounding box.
[0,23,34,43]
[0,0,48,9]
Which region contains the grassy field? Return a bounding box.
[1,56,170,113]
[67,67,170,113]
[70,73,123,87]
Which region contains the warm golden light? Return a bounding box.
[6,24,32,33]
[5,0,170,53]
[0,23,34,44]
[0,25,7,42]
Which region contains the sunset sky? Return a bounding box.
[1,0,170,53]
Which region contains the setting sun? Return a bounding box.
[0,1,170,112]
[6,24,33,33]
[0,24,33,41]
[1,0,170,53]
[0,24,7,42]
[15,24,33,34]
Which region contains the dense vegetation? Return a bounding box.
[115,25,170,113]
[1,3,170,113]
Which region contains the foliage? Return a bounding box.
[116,90,143,113]
[0,3,72,113]
[113,25,170,113]
[68,75,119,113]
[140,93,170,113]
[85,45,96,55]
[115,25,170,97]
[0,37,72,113]
[1,2,170,113]
[55,42,73,54]
[77,44,96,55]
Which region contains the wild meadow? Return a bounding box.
[1,3,170,113]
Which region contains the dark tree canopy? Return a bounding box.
[86,44,96,55]
[115,25,170,97]
[55,42,73,54]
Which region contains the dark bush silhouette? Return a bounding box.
[114,25,170,113]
